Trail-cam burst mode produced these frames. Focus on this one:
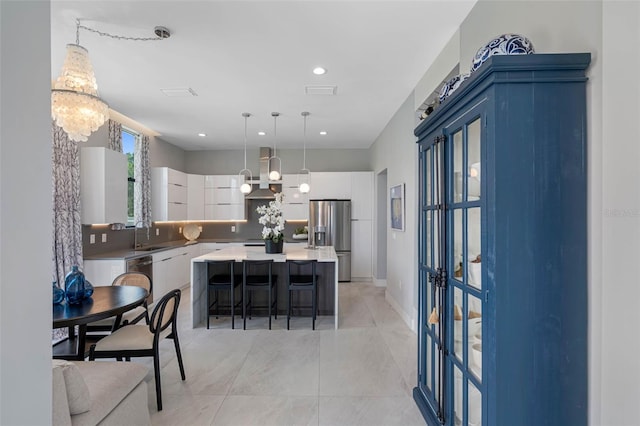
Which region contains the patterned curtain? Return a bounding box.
[108,119,122,152]
[52,124,84,288]
[134,134,152,227]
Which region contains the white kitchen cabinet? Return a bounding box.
[151,167,188,221]
[152,247,192,300]
[281,174,309,221]
[187,174,205,220]
[308,172,352,200]
[80,147,128,225]
[350,171,374,220]
[351,219,373,279]
[82,259,126,287]
[204,175,245,220]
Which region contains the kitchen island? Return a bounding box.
[191,245,339,329]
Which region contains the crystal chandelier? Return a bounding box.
[51,21,109,142]
[52,20,170,142]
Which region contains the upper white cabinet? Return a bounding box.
[309,172,352,200]
[151,167,188,221]
[350,172,373,220]
[187,174,205,220]
[80,147,128,224]
[280,174,309,221]
[204,175,245,220]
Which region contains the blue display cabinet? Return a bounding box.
[413,53,591,426]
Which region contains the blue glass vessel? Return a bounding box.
[52,281,65,304]
[64,265,89,304]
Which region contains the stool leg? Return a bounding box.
[243,284,247,330]
[287,287,291,330]
[206,285,210,329]
[231,282,235,330]
[312,286,316,330]
[268,285,272,330]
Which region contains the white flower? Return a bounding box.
[256,192,285,242]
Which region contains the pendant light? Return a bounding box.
[298,112,311,193]
[268,112,282,181]
[239,113,253,194]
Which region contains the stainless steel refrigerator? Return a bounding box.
[308,199,351,281]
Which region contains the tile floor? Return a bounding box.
[134,282,424,426]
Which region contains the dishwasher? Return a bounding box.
[126,255,153,304]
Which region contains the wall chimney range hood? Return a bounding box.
[244,147,280,200]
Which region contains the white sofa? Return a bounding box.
[52,360,150,426]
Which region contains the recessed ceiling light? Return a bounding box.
[319,131,328,135]
[198,133,206,137]
[313,67,326,75]
[258,131,266,136]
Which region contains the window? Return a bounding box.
[122,128,139,226]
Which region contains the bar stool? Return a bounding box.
[206,260,242,329]
[286,260,318,330]
[242,259,278,330]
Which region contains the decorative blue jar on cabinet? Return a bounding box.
[413,53,590,426]
[64,265,93,304]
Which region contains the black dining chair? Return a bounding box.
[286,260,318,330]
[206,259,242,329]
[88,289,186,411]
[242,259,278,330]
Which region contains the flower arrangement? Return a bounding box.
[256,192,285,242]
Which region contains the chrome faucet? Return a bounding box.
[133,220,150,249]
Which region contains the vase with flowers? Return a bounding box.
[256,192,285,253]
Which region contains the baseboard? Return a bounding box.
[373,278,387,287]
[350,277,373,283]
[385,291,417,332]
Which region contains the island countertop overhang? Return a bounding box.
[192,245,338,263]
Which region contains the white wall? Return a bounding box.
[371,94,418,330]
[0,1,52,424]
[601,2,640,424]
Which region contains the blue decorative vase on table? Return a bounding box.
[64,265,93,304]
[52,281,65,305]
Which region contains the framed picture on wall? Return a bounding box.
[390,183,405,231]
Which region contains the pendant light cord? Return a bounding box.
[303,113,307,169]
[244,113,248,169]
[75,18,169,45]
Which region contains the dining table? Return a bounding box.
[52,285,148,360]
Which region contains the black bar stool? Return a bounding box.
[286,260,318,330]
[206,260,242,329]
[242,259,278,330]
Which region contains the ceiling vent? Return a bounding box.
[160,87,198,97]
[305,85,337,95]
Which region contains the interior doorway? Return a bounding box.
[375,169,388,285]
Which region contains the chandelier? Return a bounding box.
[52,20,169,142]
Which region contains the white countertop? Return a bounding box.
[192,244,337,263]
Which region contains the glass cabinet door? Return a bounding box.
[448,112,484,426]
[418,103,486,426]
[418,135,447,422]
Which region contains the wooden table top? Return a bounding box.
[52,286,148,328]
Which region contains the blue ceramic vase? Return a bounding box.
[52,281,65,305]
[64,265,93,304]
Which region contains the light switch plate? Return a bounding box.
[89,234,95,244]
[101,233,107,243]
[231,225,236,232]
[156,228,160,236]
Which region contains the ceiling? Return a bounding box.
[51,1,476,151]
